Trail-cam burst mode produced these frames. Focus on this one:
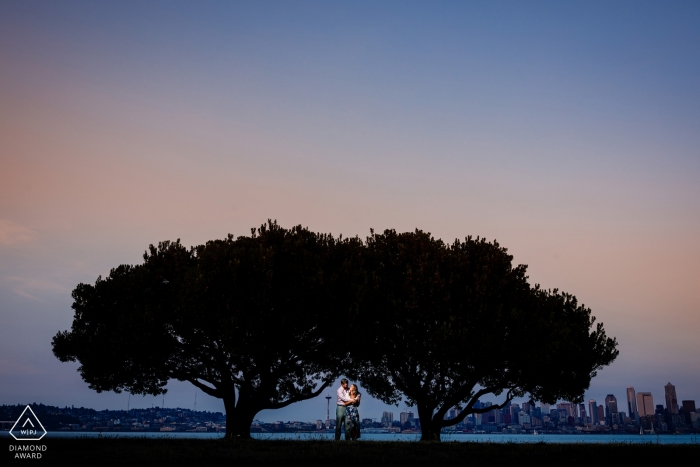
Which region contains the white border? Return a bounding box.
[10,405,47,441]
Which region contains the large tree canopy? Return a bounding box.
[53,223,617,441]
[53,221,361,439]
[350,229,618,441]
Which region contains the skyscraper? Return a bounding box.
[637,392,654,417]
[510,403,520,424]
[492,407,502,424]
[605,395,618,413]
[589,400,598,424]
[665,382,679,415]
[557,402,574,418]
[627,386,637,419]
[682,401,696,425]
[518,411,531,426]
[597,405,605,425]
[570,402,579,419]
[381,411,393,427]
[604,394,618,424]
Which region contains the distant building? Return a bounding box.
[627,387,638,420]
[381,411,394,427]
[637,392,654,417]
[491,408,502,424]
[400,411,414,426]
[690,412,700,430]
[588,400,598,425]
[510,403,520,425]
[665,382,679,415]
[597,405,605,425]
[518,412,531,426]
[604,394,618,424]
[556,408,568,421]
[605,395,618,414]
[557,402,574,419]
[682,401,696,425]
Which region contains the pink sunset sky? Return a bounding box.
[1,1,699,421]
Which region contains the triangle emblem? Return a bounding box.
[10,406,47,441]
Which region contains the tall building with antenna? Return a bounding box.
[325,394,332,429]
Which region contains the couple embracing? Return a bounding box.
[335,378,361,441]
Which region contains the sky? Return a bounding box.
[1,0,699,423]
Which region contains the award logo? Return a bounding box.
[10,405,47,441]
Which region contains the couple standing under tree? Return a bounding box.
[335,378,361,441]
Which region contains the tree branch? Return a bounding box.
[468,389,516,414]
[439,387,516,428]
[435,378,478,419]
[168,368,222,398]
[185,378,222,398]
[264,379,332,410]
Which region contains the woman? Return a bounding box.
[344,384,361,441]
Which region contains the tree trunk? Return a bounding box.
[231,408,256,440]
[418,405,441,442]
[223,396,256,440]
[223,396,238,440]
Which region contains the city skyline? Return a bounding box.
[361,381,695,427]
[355,381,697,433]
[5,377,688,426]
[1,1,699,423]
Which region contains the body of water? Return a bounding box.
[2,431,698,444]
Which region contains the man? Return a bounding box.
[335,378,350,440]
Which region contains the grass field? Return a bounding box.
[3,437,699,466]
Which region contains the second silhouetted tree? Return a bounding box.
[350,229,618,441]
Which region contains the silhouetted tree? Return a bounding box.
[53,221,361,439]
[351,229,618,441]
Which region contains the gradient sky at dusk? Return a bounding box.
[1,1,699,422]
